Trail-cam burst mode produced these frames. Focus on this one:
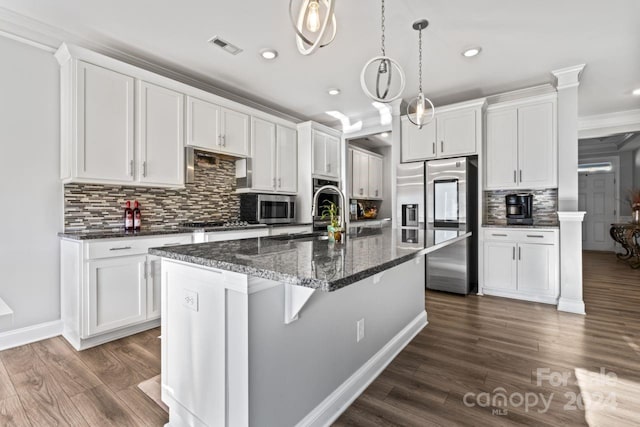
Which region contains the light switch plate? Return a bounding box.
[183,289,199,312]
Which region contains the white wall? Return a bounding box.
[0,36,62,331]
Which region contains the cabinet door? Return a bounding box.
[251,117,276,191]
[485,108,518,189]
[220,108,250,157]
[351,150,369,198]
[368,155,383,199]
[312,131,327,176]
[483,241,517,291]
[436,109,477,157]
[276,125,298,193]
[517,243,553,295]
[138,82,184,187]
[325,134,341,179]
[147,255,162,320]
[518,102,556,188]
[87,256,147,336]
[401,118,436,162]
[186,96,220,151]
[76,61,135,183]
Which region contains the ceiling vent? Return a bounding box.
[208,36,243,55]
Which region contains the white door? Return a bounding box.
[220,108,250,157]
[483,242,517,291]
[276,125,297,193]
[312,131,327,176]
[76,61,135,183]
[147,255,161,320]
[325,134,341,179]
[186,96,220,151]
[401,118,436,162]
[87,256,147,336]
[251,117,276,191]
[579,172,616,251]
[368,156,383,199]
[351,150,369,198]
[517,243,553,295]
[138,81,184,187]
[436,109,477,157]
[485,108,518,189]
[518,102,556,188]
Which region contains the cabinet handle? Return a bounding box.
[512,246,515,260]
[273,177,276,188]
[513,170,516,183]
[143,161,147,177]
[130,160,134,177]
[163,242,182,246]
[360,188,363,195]
[375,190,379,197]
[492,233,508,237]
[520,170,523,182]
[218,135,222,146]
[526,235,545,238]
[432,142,435,154]
[518,247,522,260]
[109,246,132,251]
[440,141,444,152]
[222,135,226,147]
[278,178,282,188]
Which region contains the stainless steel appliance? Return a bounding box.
[312,178,341,231]
[402,204,419,227]
[396,162,425,228]
[239,194,295,224]
[506,193,534,225]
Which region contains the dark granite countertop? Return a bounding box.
[149,227,472,292]
[482,221,559,229]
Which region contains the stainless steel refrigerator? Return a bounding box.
[396,157,478,294]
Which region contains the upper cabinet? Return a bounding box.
[186,97,250,158]
[401,99,485,163]
[312,130,341,180]
[75,61,136,184]
[350,148,383,200]
[485,94,557,190]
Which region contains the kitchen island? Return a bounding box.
[150,227,471,427]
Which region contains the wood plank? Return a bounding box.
[74,346,147,393]
[70,385,142,427]
[0,358,16,401]
[118,384,168,426]
[0,395,31,427]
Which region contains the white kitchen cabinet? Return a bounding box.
[312,130,341,180]
[138,81,185,187]
[401,118,436,162]
[401,98,485,163]
[87,255,147,336]
[368,155,383,199]
[350,148,383,200]
[76,61,135,183]
[186,97,250,158]
[246,119,297,194]
[484,95,557,190]
[482,228,558,304]
[147,255,162,320]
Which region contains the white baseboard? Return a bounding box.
[0,320,63,351]
[296,310,428,427]
[557,297,586,315]
[63,318,161,351]
[482,289,559,305]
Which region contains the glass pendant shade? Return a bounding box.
[405,19,435,128]
[289,0,337,56]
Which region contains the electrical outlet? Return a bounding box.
[357,318,365,342]
[183,289,199,312]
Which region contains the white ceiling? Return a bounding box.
[1,0,639,125]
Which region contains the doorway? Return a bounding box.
[579,172,616,251]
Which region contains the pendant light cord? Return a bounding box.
[418,28,423,93]
[381,0,386,56]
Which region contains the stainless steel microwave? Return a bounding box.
[239,194,295,224]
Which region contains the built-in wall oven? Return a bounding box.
[239,194,295,224]
[312,178,340,231]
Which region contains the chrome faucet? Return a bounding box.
[311,185,346,229]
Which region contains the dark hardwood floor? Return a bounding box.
[0,251,638,426]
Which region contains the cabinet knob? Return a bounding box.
[518,246,522,260]
[512,246,515,260]
[440,141,444,152]
[278,178,282,188]
[513,170,517,183]
[222,135,226,147]
[432,142,435,154]
[520,170,523,182]
[218,135,222,146]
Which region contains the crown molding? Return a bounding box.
[0,7,304,124]
[551,64,586,90]
[578,109,640,139]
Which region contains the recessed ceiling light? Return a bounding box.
[462,47,482,58]
[380,132,389,138]
[260,49,278,60]
[328,88,341,96]
[633,88,640,96]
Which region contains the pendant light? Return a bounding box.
[289,0,337,56]
[405,19,435,128]
[360,0,405,103]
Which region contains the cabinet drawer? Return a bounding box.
[483,228,557,244]
[483,229,518,241]
[87,235,192,259]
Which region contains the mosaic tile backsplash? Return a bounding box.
[484,188,558,223]
[64,155,240,231]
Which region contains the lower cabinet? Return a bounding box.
[482,228,558,304]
